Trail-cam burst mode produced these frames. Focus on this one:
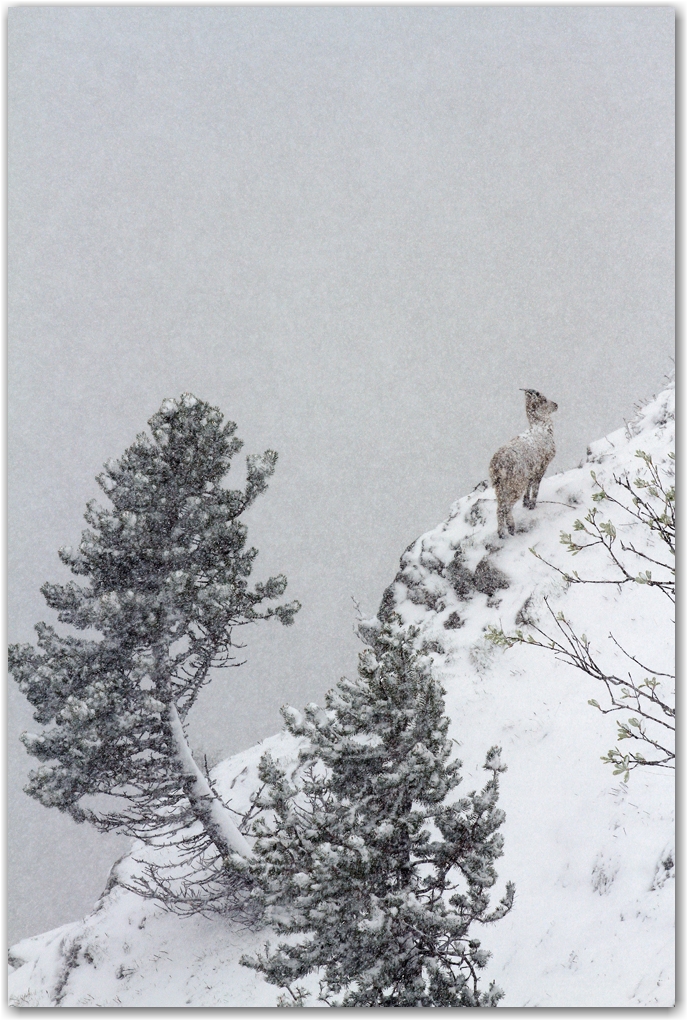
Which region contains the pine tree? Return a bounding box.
[9,393,300,912]
[241,624,514,1006]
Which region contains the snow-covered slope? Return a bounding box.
[9,385,675,1008]
[7,731,305,1008]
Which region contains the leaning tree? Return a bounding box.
[9,393,300,912]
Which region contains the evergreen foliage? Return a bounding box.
[9,394,299,910]
[241,624,514,1006]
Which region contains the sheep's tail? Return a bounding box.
[489,447,515,487]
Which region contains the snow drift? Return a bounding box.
[9,384,674,1007]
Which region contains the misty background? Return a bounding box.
[8,6,673,944]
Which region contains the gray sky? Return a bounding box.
[9,6,673,944]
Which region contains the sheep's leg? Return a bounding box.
[496,498,509,539]
[496,496,515,538]
[523,482,534,509]
[525,473,545,509]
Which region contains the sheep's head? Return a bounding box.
[522,389,558,423]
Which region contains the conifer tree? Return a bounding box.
[241,624,514,1006]
[9,394,299,910]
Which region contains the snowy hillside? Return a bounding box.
[9,385,674,1008]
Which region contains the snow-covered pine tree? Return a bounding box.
[241,624,514,1006]
[9,394,300,912]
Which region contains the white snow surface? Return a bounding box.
[9,385,675,1007]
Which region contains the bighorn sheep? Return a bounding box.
[489,389,558,538]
